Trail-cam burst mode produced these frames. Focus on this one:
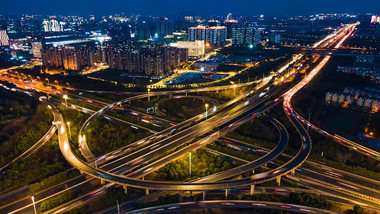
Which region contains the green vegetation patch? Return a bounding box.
[150,150,232,182]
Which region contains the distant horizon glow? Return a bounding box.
[0,0,379,17]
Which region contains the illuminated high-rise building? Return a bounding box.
[269,33,282,44]
[41,46,106,71]
[31,42,43,58]
[188,25,227,47]
[106,47,188,76]
[170,40,205,59]
[154,20,173,37]
[43,19,63,32]
[0,22,9,46]
[232,23,261,47]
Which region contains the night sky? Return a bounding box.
[1,0,380,16]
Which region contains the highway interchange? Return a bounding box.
[0,22,379,213]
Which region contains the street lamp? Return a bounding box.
[234,84,237,96]
[54,80,59,87]
[31,194,37,214]
[66,82,70,88]
[205,103,209,120]
[67,122,71,139]
[147,88,151,102]
[189,152,191,178]
[63,95,68,108]
[45,78,49,85]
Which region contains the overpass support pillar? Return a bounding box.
[142,176,144,180]
[123,185,128,194]
[185,92,187,96]
[145,189,149,195]
[291,168,296,176]
[170,94,173,98]
[179,191,183,202]
[224,189,228,199]
[190,191,193,197]
[203,191,206,201]
[250,184,255,196]
[100,179,105,185]
[276,176,281,186]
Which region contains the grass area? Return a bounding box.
[227,116,278,145]
[0,133,71,196]
[368,112,380,138]
[0,88,53,166]
[323,110,358,133]
[88,69,152,87]
[86,118,150,157]
[40,190,74,212]
[148,149,233,182]
[158,97,210,122]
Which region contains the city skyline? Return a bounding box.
[0,1,379,213]
[1,0,380,17]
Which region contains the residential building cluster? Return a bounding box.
[188,25,227,47]
[41,45,188,76]
[42,19,65,32]
[231,22,262,47]
[0,23,9,46]
[41,46,106,71]
[325,87,380,112]
[106,46,188,76]
[338,56,380,83]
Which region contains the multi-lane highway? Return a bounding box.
[57,24,357,192]
[204,142,380,209]
[127,200,338,214]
